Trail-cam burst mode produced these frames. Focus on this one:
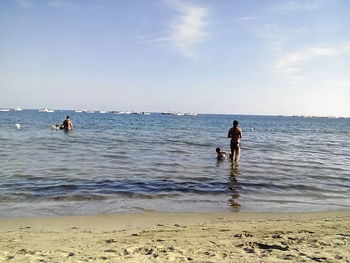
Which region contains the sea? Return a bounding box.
[0,110,349,218]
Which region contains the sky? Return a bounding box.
[0,0,349,116]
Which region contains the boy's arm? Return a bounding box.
[227,128,232,138]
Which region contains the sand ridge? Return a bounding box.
[0,211,349,262]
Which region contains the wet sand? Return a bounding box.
[0,210,349,262]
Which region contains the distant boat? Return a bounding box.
[113,110,149,115]
[38,108,55,113]
[99,111,108,114]
[74,110,84,113]
[184,112,197,116]
[14,108,23,111]
[161,111,176,115]
[0,108,10,112]
[114,111,132,114]
[161,111,194,116]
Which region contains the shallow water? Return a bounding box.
[0,110,349,217]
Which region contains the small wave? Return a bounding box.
[184,141,212,147]
[0,178,237,203]
[49,194,111,201]
[167,149,191,154]
[102,154,130,159]
[241,182,324,192]
[152,162,184,168]
[163,138,212,147]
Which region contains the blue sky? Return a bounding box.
[1,0,349,116]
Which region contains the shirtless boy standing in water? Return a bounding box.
[228,120,242,164]
[62,116,73,131]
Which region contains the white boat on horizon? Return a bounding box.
[38,108,55,113]
[113,111,132,114]
[14,107,23,111]
[184,112,198,116]
[161,111,177,115]
[0,108,10,112]
[161,111,197,116]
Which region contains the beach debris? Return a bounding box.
[298,230,315,234]
[19,226,31,229]
[272,234,283,239]
[243,231,253,237]
[17,248,27,254]
[239,241,289,252]
[243,247,255,253]
[105,239,117,243]
[144,248,153,255]
[173,224,186,228]
[234,232,253,238]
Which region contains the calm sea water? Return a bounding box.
[0,110,349,217]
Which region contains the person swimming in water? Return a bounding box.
[62,116,73,131]
[228,120,242,165]
[216,147,227,161]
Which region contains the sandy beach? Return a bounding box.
[0,210,349,262]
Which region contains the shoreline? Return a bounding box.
[1,210,349,262]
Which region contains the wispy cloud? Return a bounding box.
[14,0,31,8]
[239,16,257,22]
[271,0,329,11]
[254,23,289,52]
[276,42,350,82]
[152,0,209,58]
[49,0,77,11]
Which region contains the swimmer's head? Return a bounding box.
[216,147,220,153]
[66,116,70,119]
[233,120,239,127]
